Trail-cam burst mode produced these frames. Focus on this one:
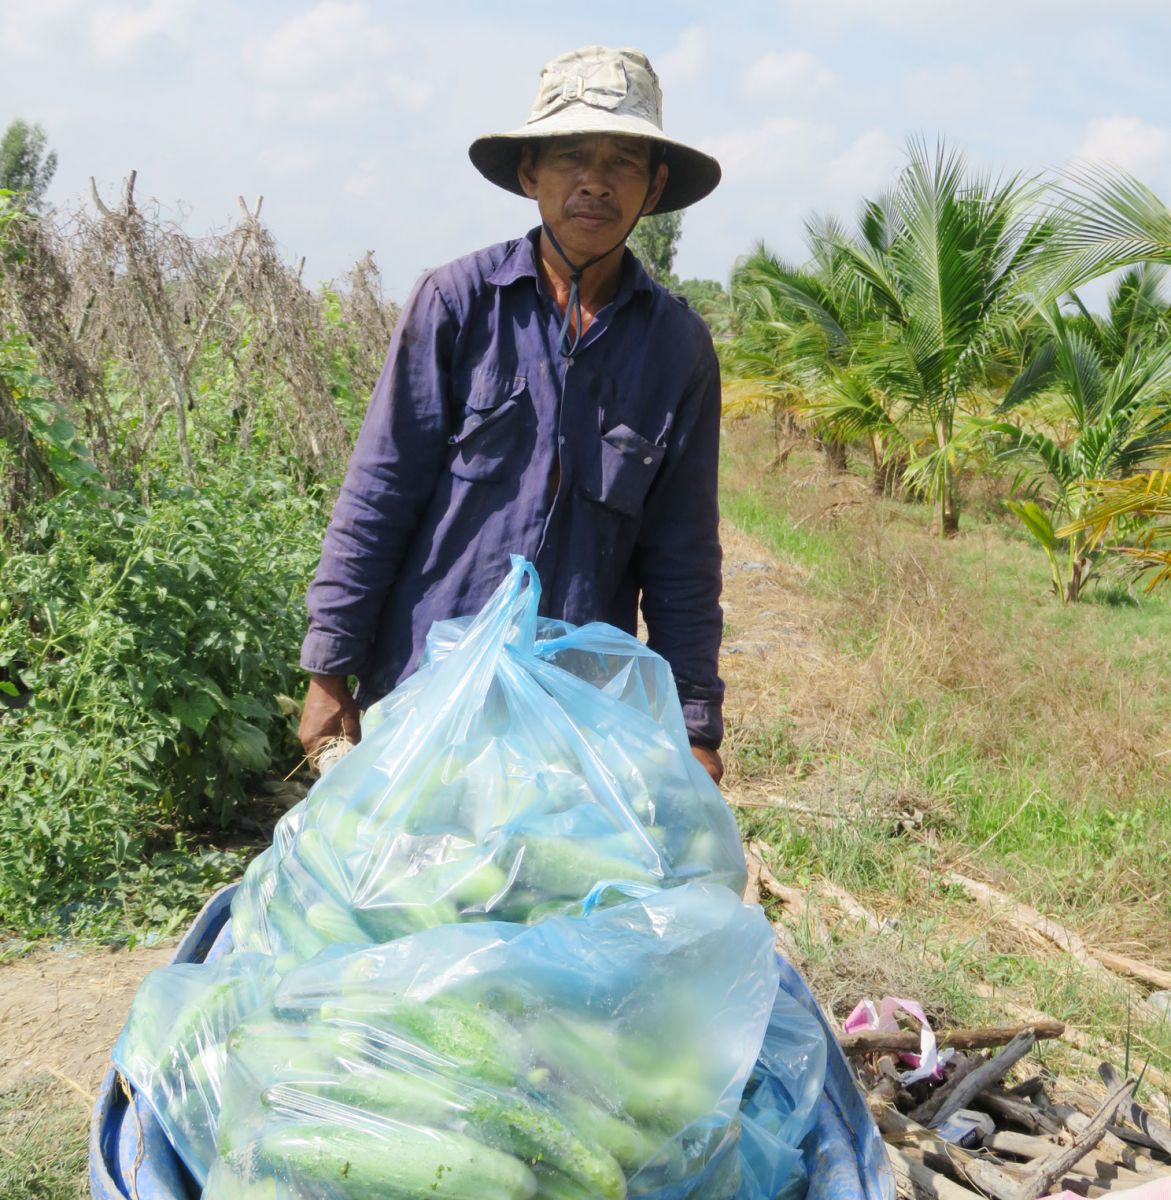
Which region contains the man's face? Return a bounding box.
[517,133,669,264]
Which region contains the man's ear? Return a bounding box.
[641,162,669,215]
[517,148,540,200]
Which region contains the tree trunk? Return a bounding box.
[818,437,848,473]
[934,418,959,537]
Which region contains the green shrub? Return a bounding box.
[0,471,327,934]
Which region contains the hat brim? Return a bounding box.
[469,110,721,214]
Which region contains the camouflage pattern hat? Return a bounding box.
[469,45,721,213]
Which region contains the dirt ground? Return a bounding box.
[0,940,175,1096]
[0,520,804,1105]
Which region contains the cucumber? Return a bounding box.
[304,899,370,945]
[465,1091,625,1200]
[513,836,658,899]
[529,1016,709,1129]
[258,1120,538,1199]
[547,1091,666,1171]
[450,859,509,907]
[293,827,352,898]
[355,896,459,941]
[384,998,524,1085]
[304,1063,464,1127]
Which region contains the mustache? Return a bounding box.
[567,200,619,219]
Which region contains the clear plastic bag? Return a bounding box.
[111,952,275,1188]
[207,882,779,1200]
[231,557,746,969]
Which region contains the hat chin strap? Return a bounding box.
[542,179,656,358]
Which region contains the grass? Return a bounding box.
[0,1078,89,1199]
[719,414,1171,1086]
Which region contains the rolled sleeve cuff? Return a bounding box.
[682,696,724,750]
[299,629,370,678]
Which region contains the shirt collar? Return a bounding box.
[487,228,655,300]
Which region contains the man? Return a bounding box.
[298,45,726,782]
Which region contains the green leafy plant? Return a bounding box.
[0,471,326,934]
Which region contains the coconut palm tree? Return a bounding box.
[1046,167,1171,293]
[1058,469,1171,592]
[820,140,1054,535]
[984,293,1171,601]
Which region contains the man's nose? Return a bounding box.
[576,156,612,195]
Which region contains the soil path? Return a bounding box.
[0,519,803,1101]
[0,940,175,1095]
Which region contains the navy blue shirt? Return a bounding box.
[301,230,725,746]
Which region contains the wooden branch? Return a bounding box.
[1007,1077,1135,1200]
[90,169,196,480]
[180,194,261,375]
[886,1146,985,1200]
[1100,1062,1171,1156]
[913,1030,1037,1127]
[986,1131,1060,1160]
[816,879,884,933]
[751,847,810,915]
[840,1020,1065,1057]
[1094,950,1171,991]
[922,1148,1023,1200]
[743,845,763,906]
[944,872,1156,1012]
[979,1088,1065,1136]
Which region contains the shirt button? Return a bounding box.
[559,436,566,445]
[643,456,654,465]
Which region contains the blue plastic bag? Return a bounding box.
[206,882,804,1199]
[230,557,747,970]
[111,952,275,1188]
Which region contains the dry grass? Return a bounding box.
[719,415,1171,1075]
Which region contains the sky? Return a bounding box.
[4,0,1171,303]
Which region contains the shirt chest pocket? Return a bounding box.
[448,374,527,482]
[579,423,667,517]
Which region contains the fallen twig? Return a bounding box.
[1095,950,1171,992]
[944,872,1158,1015]
[978,1087,1065,1137]
[886,1145,985,1200]
[1007,1076,1135,1200]
[840,1020,1065,1057]
[1100,1061,1171,1157]
[912,1030,1038,1127]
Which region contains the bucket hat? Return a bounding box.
[469,45,721,213]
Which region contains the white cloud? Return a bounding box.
[251,1,389,84]
[342,156,383,198]
[825,129,904,196]
[778,0,1168,34]
[656,26,707,87]
[90,0,193,61]
[1075,116,1171,178]
[248,1,411,125]
[703,117,836,184]
[900,62,1033,123]
[258,143,321,176]
[741,50,838,101]
[0,0,87,58]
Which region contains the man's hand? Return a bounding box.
[299,673,361,760]
[691,744,724,786]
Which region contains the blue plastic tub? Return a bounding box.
[90,886,894,1200]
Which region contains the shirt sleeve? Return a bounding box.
[634,331,725,748]
[300,273,454,677]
